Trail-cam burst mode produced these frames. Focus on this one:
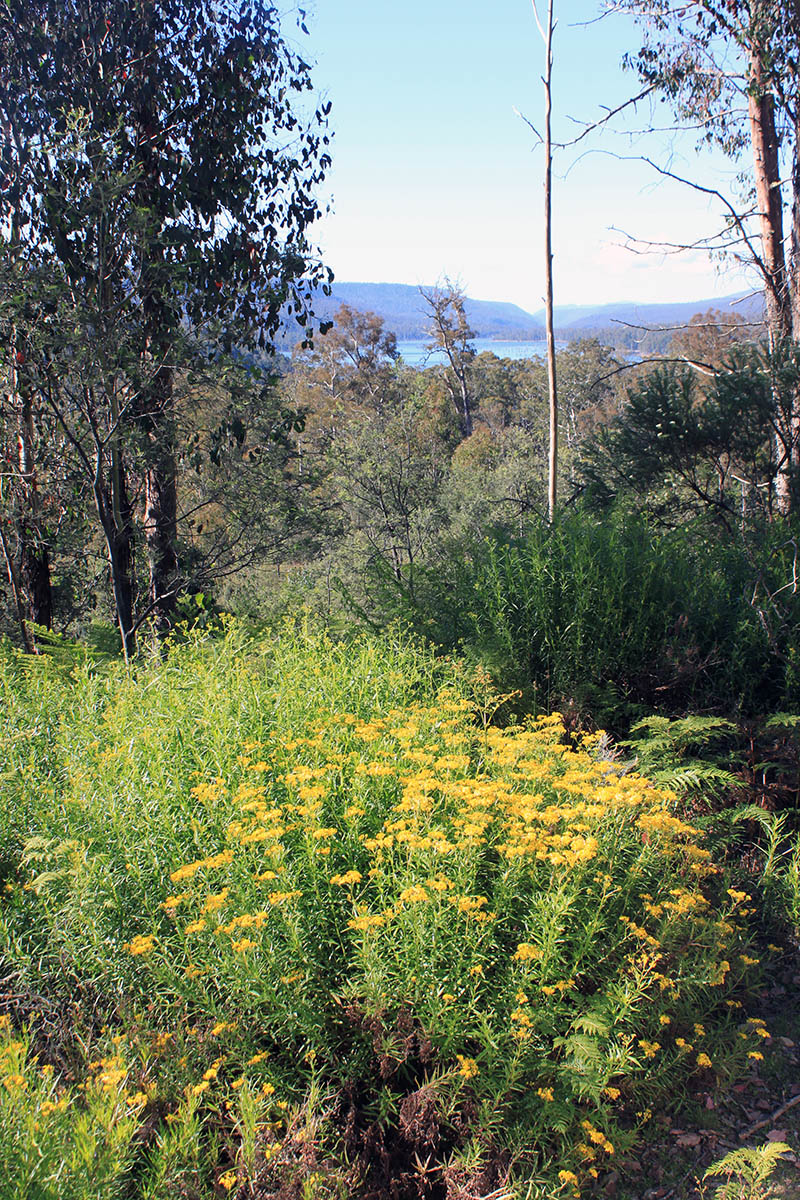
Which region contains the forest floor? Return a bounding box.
[614,956,800,1200]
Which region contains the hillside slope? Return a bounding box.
[282,281,765,346]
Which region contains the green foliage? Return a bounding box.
[578,349,795,525]
[0,0,331,645]
[722,807,800,931]
[623,716,742,798]
[703,1141,791,1200]
[0,0,332,344]
[0,1021,146,1200]
[368,511,800,727]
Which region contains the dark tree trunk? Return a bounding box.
[92,449,137,662]
[0,518,35,652]
[110,466,136,659]
[136,83,181,636]
[457,373,473,439]
[144,434,179,634]
[18,525,52,629]
[141,354,178,635]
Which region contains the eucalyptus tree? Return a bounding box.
[619,0,800,509]
[420,282,477,438]
[0,0,331,649]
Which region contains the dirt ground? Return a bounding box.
[612,959,800,1200]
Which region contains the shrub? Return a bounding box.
[366,513,800,728]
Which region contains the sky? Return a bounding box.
[294,0,759,313]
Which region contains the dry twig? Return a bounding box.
[740,1093,800,1140]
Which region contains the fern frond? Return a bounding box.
[625,715,736,756]
[648,764,742,794]
[731,806,783,837]
[570,1011,611,1038]
[764,713,800,731]
[703,1141,790,1186]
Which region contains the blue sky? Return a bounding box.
[297,0,757,311]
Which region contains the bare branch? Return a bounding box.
[556,84,657,149]
[608,218,756,255]
[628,154,768,275]
[588,355,719,387]
[608,317,763,335]
[513,106,543,144]
[529,0,546,41]
[563,146,772,283]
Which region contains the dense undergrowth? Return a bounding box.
[0,621,795,1199]
[360,513,800,730]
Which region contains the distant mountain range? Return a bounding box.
[286,281,765,348]
[539,294,764,341]
[303,282,544,341]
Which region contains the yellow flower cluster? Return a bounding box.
[455,1055,479,1078]
[126,934,155,956]
[170,849,234,883]
[330,870,362,886]
[580,1119,615,1156]
[190,779,225,806]
[144,682,760,1200]
[513,943,542,962]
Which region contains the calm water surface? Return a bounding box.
[397,338,554,366]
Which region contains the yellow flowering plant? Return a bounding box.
[0,621,783,1197]
[0,1019,148,1199]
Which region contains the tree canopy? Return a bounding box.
[0,0,331,653]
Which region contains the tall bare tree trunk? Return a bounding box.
[542,0,558,523]
[532,0,558,521]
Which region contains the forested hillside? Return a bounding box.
[277,282,764,353]
[284,282,546,342]
[2,1,800,1199]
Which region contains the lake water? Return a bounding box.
[397,338,552,367]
